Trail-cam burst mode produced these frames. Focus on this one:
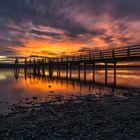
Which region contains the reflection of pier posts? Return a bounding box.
[33,59,36,75]
[80,82,82,92]
[14,58,20,81]
[24,68,27,80]
[37,60,40,75]
[24,58,27,80]
[14,58,19,81]
[105,62,108,85]
[28,59,31,74]
[70,64,72,79]
[42,59,45,76]
[72,81,75,90]
[84,63,86,81]
[14,58,19,69]
[93,63,95,82]
[14,69,20,81]
[56,64,59,77]
[49,60,53,78]
[66,64,68,79]
[89,85,91,93]
[24,58,27,68]
[78,63,80,80]
[114,62,116,86]
[58,65,60,77]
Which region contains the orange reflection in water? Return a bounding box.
[0,68,140,114]
[14,68,140,97]
[0,68,140,99]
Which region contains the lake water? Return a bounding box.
[0,68,140,114]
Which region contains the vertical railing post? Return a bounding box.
[85,54,86,60]
[102,52,104,59]
[25,58,27,68]
[89,53,91,60]
[80,54,82,61]
[92,53,94,60]
[73,55,75,61]
[100,51,102,60]
[112,49,115,60]
[61,57,63,62]
[127,47,130,58]
[33,59,36,74]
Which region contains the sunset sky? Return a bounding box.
[0,0,140,57]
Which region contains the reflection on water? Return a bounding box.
[0,68,140,114]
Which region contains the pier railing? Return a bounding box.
[51,45,140,63]
[6,44,140,66]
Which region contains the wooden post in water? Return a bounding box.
[33,59,36,75]
[49,59,53,78]
[37,60,40,75]
[14,58,19,69]
[42,59,45,76]
[14,58,19,81]
[24,58,27,68]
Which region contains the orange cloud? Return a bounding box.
[10,40,87,57]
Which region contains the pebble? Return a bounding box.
[32,97,38,100]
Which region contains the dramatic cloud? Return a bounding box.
[0,0,140,56]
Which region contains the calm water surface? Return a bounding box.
[0,68,140,114]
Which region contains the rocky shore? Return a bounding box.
[0,93,140,140]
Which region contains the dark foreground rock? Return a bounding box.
[0,94,140,140]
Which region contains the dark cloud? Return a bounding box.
[111,0,140,21]
[30,29,61,37]
[0,0,139,35]
[0,0,140,55]
[100,35,114,44]
[78,47,100,53]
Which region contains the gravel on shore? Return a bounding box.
[0,93,140,140]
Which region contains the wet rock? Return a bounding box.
[25,98,29,101]
[0,94,140,139]
[32,97,38,100]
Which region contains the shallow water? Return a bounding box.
[0,68,140,114]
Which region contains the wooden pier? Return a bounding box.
[13,45,140,85]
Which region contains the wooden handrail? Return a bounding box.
[52,44,140,62]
